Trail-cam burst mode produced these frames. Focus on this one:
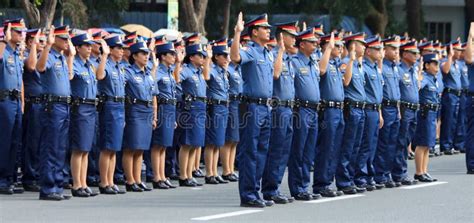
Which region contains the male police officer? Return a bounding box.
[463,23,474,174]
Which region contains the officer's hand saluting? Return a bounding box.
[67,38,76,57]
[46,25,55,46]
[328,32,335,49]
[349,43,356,61]
[100,39,110,56]
[234,12,244,33]
[4,23,11,43]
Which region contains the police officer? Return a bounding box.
[413,53,440,182]
[464,23,474,174]
[36,25,75,200]
[453,43,468,153]
[150,41,182,189]
[355,37,385,189]
[178,43,211,187]
[262,21,297,203]
[122,41,157,192]
[335,33,367,195]
[0,19,26,195]
[230,12,280,208]
[21,28,45,192]
[312,33,345,198]
[96,35,127,194]
[69,33,101,197]
[440,41,463,155]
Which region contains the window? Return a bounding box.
[425,22,451,42]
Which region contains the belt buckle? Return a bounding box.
[329,101,334,107]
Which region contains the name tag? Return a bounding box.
[55,61,62,68]
[258,59,265,64]
[134,76,143,83]
[7,56,14,64]
[299,67,308,74]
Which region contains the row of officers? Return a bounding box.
[0,14,473,207]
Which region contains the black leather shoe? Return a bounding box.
[125,183,144,192]
[355,186,366,193]
[264,194,289,204]
[443,150,454,155]
[318,189,338,197]
[61,194,72,200]
[61,182,72,189]
[71,188,90,197]
[179,179,196,187]
[374,183,385,190]
[23,184,41,192]
[453,149,460,154]
[222,174,237,182]
[215,175,229,184]
[414,174,433,182]
[384,181,397,188]
[231,172,239,179]
[168,174,180,181]
[111,185,126,194]
[424,173,437,182]
[240,199,266,208]
[191,178,203,186]
[192,169,205,178]
[39,193,63,201]
[263,199,274,207]
[467,170,474,174]
[205,176,219,184]
[0,186,14,195]
[394,181,402,187]
[99,186,117,194]
[84,187,99,196]
[358,184,375,191]
[164,179,177,188]
[152,181,170,189]
[408,152,415,160]
[397,178,417,186]
[311,193,321,200]
[294,192,313,201]
[335,190,344,196]
[137,182,152,191]
[339,186,357,195]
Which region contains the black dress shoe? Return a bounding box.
[317,189,338,197]
[414,174,433,182]
[453,149,460,154]
[71,188,90,197]
[152,181,170,189]
[61,182,72,189]
[84,187,99,196]
[39,193,63,201]
[443,150,454,155]
[355,186,366,193]
[294,192,313,201]
[164,179,177,188]
[125,183,144,192]
[335,190,344,196]
[191,178,203,186]
[397,178,417,186]
[61,194,72,200]
[112,185,126,194]
[99,186,117,194]
[0,186,14,195]
[263,199,274,207]
[240,199,266,208]
[23,184,41,192]
[221,174,233,181]
[384,181,396,188]
[231,172,239,179]
[215,175,229,184]
[311,193,321,200]
[394,181,402,187]
[264,194,289,204]
[424,173,437,182]
[205,176,219,184]
[339,186,357,195]
[408,152,415,160]
[179,179,196,187]
[192,169,205,178]
[137,182,152,191]
[467,170,474,174]
[168,174,180,181]
[373,183,385,190]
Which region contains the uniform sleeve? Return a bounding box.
[420,75,429,89]
[239,48,254,65]
[45,55,55,71]
[180,68,189,82]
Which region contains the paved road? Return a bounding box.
[1,154,473,223]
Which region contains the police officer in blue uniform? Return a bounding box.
[464,23,474,174]
[335,33,367,195]
[413,53,440,182]
[36,25,75,200]
[0,19,26,195]
[230,13,280,208]
[454,44,468,153]
[122,41,157,192]
[178,43,210,187]
[355,37,385,189]
[440,41,463,155]
[150,41,181,189]
[21,28,45,192]
[262,21,297,203]
[69,33,101,197]
[96,35,127,195]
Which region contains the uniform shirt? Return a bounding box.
[468,63,474,93]
[381,59,401,101]
[124,63,155,101]
[363,58,384,104]
[40,48,71,96]
[239,41,274,98]
[180,63,206,98]
[320,57,345,102]
[207,63,229,101]
[419,71,440,104]
[457,59,469,89]
[156,63,177,100]
[441,58,462,90]
[272,48,295,101]
[436,70,444,94]
[120,59,130,68]
[98,57,125,97]
[342,57,366,102]
[292,51,320,103]
[312,48,322,61]
[227,62,243,95]
[90,55,100,67]
[23,50,42,96]
[0,44,23,91]
[398,61,419,103]
[71,56,98,99]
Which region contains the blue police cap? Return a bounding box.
[185,44,207,57]
[71,33,94,46]
[129,41,151,54]
[423,53,439,63]
[212,38,229,55]
[156,42,176,54]
[245,14,271,28]
[274,21,298,36]
[3,18,27,32]
[105,35,125,48]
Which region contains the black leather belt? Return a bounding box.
[158,97,177,105]
[208,98,230,106]
[41,94,72,104]
[462,89,469,94]
[365,103,381,110]
[0,89,21,101]
[345,100,366,109]
[444,88,462,97]
[184,95,207,103]
[321,100,344,109]
[100,95,125,103]
[73,97,99,106]
[421,103,440,111]
[296,99,319,110]
[25,96,42,104]
[126,97,153,107]
[276,99,295,108]
[400,101,420,111]
[382,99,400,107]
[229,94,242,102]
[243,96,272,106]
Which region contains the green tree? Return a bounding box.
[83,0,129,27]
[59,0,88,28]
[21,0,58,27]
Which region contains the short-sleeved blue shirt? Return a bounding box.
[0,44,23,91]
[441,58,462,90]
[363,58,383,104]
[239,41,274,98]
[180,63,206,98]
[381,59,400,101]
[98,58,126,97]
[227,62,243,95]
[40,48,71,96]
[71,56,98,99]
[124,63,155,101]
[419,72,440,104]
[207,63,229,101]
[22,50,42,96]
[398,61,419,103]
[342,57,366,102]
[292,51,320,103]
[320,58,344,102]
[156,63,177,100]
[272,48,295,101]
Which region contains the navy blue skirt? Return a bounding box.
[413,109,437,147]
[205,104,229,147]
[152,104,176,147]
[99,101,125,151]
[179,101,206,147]
[225,101,240,142]
[70,104,97,152]
[123,104,154,150]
